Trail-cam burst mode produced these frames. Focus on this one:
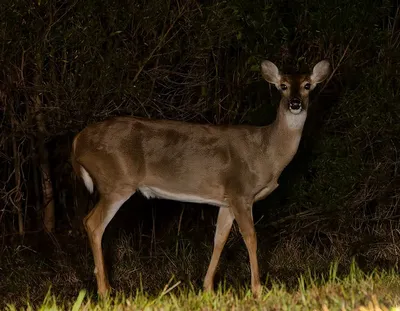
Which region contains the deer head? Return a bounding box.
[261,60,331,114]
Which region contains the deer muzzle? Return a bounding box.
[289,98,302,114]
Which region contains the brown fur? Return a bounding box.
[72,60,331,298]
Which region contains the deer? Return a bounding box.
[71,59,330,298]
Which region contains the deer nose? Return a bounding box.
[290,98,302,110]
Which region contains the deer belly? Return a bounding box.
[138,186,227,207]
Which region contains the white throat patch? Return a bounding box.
[284,110,307,130]
[289,107,302,115]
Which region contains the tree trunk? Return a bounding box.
[33,50,55,233]
[11,113,24,235]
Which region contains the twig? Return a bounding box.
[318,34,356,96]
[132,2,189,82]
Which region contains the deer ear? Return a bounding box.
[261,60,281,86]
[310,60,330,84]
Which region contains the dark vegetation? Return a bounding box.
[0,0,399,307]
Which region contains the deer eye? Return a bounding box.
[280,84,288,90]
[304,83,311,90]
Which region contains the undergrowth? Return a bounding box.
[4,261,400,311]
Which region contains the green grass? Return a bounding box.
[4,261,400,311]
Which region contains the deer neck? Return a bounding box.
[265,104,307,169]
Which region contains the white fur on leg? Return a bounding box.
[81,166,94,193]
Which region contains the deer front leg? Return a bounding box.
[229,198,261,298]
[203,207,234,292]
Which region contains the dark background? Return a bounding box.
[0,0,399,306]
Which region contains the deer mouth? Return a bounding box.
[289,101,303,114]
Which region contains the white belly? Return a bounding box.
[138,186,227,207]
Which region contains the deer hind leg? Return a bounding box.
[229,198,261,298]
[83,191,133,297]
[204,207,234,292]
